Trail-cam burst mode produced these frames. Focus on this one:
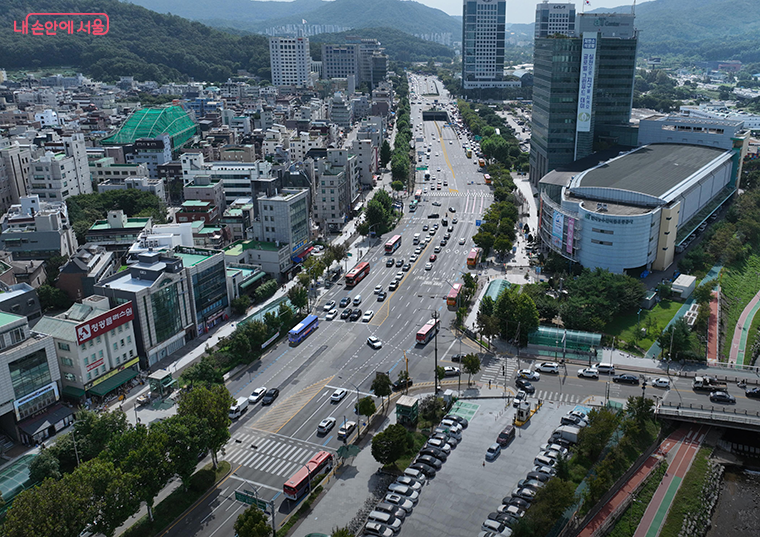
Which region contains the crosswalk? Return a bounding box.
[224,431,326,479]
[532,390,584,405]
[424,191,493,197]
[480,356,517,384]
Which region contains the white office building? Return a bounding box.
[462,0,509,90]
[269,37,312,87]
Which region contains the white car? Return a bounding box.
[459,237,466,245]
[323,300,336,311]
[325,309,338,321]
[415,247,422,255]
[331,388,348,402]
[367,336,383,349]
[434,246,441,253]
[362,310,375,322]
[513,389,527,407]
[248,387,267,404]
[651,377,670,388]
[517,369,540,381]
[374,285,383,294]
[444,366,460,377]
[426,437,452,454]
[317,417,336,434]
[535,362,560,374]
[425,263,433,271]
[409,254,418,262]
[578,367,599,379]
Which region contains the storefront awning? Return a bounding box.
[240,272,266,289]
[18,404,75,437]
[87,368,139,397]
[62,385,85,399]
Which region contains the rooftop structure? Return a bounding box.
[100,106,198,149]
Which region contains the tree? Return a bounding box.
[418,395,445,422]
[692,280,716,305]
[288,285,308,313]
[493,235,513,258]
[231,296,251,315]
[38,284,73,311]
[472,231,495,257]
[356,396,376,422]
[331,527,354,537]
[68,409,130,468]
[153,415,206,489]
[657,318,693,360]
[627,395,654,425]
[462,354,481,386]
[371,374,393,410]
[513,479,577,537]
[228,330,252,362]
[371,423,408,467]
[391,180,405,192]
[277,302,294,330]
[380,140,392,168]
[183,355,224,387]
[177,384,234,469]
[234,505,272,537]
[29,448,61,483]
[263,311,280,333]
[76,458,141,537]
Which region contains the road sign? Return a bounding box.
[476,220,482,226]
[347,252,353,257]
[235,491,269,511]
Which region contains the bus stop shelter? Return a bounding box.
[527,326,601,361]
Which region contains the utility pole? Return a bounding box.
[433,310,440,396]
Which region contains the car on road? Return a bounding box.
[362,310,375,322]
[389,280,399,291]
[434,246,441,253]
[577,367,599,379]
[383,494,414,513]
[747,387,760,398]
[393,377,413,391]
[349,309,362,321]
[453,217,458,224]
[425,262,433,270]
[485,443,501,461]
[367,336,383,349]
[395,271,404,281]
[337,420,356,439]
[415,247,423,255]
[374,285,383,294]
[710,391,736,404]
[340,308,352,319]
[396,258,404,267]
[402,263,411,271]
[652,377,670,388]
[432,201,441,206]
[317,417,336,434]
[386,258,395,267]
[249,387,267,404]
[409,254,418,262]
[443,366,460,377]
[331,388,348,402]
[377,291,387,301]
[449,206,456,213]
[429,254,437,262]
[422,225,429,232]
[613,374,640,385]
[513,389,527,407]
[515,378,535,393]
[450,353,465,362]
[261,388,279,405]
[517,369,540,381]
[325,309,338,321]
[339,296,351,308]
[323,300,336,311]
[535,362,560,374]
[459,237,466,245]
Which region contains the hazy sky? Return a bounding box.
[411,1,643,23]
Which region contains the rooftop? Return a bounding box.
[0,311,25,329]
[174,251,213,267]
[100,105,198,148]
[225,240,282,255]
[576,144,729,199]
[89,218,151,231]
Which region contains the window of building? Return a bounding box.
[121,339,125,347]
[87,372,91,380]
[113,342,118,351]
[57,342,70,351]
[61,357,74,367]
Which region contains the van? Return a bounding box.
[597,363,615,375]
[367,511,401,532]
[497,425,516,446]
[413,233,421,244]
[353,295,362,306]
[229,396,249,419]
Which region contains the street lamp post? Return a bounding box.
[339,376,362,436]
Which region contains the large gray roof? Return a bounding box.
[578,144,728,198]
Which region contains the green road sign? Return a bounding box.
[235,491,268,511]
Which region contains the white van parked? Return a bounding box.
[596,363,616,375]
[229,396,249,419]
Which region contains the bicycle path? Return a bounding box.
[729,287,760,366]
[633,424,706,537]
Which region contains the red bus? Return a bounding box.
[415,189,422,201]
[467,248,481,268]
[345,261,370,287]
[283,450,334,501]
[484,174,492,185]
[447,283,463,307]
[385,235,402,254]
[416,318,440,345]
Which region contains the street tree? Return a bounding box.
[462,354,481,386]
[177,384,234,469]
[436,366,446,381]
[391,180,405,192]
[493,235,513,258]
[263,311,280,333]
[366,198,388,232]
[76,458,141,537]
[357,396,376,421]
[228,330,252,362]
[65,409,130,470]
[28,448,61,483]
[472,230,495,257]
[371,374,393,410]
[371,423,408,467]
[277,303,294,331]
[380,140,392,168]
[626,395,655,425]
[153,415,206,489]
[657,318,693,360]
[231,296,251,315]
[288,285,308,313]
[692,280,716,305]
[234,505,272,537]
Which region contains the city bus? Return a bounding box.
[466,148,472,158]
[484,174,492,185]
[288,314,319,344]
[415,189,423,201]
[478,158,486,169]
[385,235,402,254]
[467,247,481,268]
[416,318,440,345]
[409,199,419,212]
[283,450,334,501]
[447,283,463,307]
[345,261,370,287]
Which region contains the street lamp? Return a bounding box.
[339,376,362,436]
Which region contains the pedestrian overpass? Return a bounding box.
[655,400,760,432]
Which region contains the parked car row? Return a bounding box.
[363,415,468,537]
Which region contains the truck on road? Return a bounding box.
[692,376,727,392]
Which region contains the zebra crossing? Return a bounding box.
[224,431,324,478]
[480,356,517,384]
[532,390,584,405]
[425,191,493,197]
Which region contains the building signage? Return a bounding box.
[76,302,134,345]
[584,214,634,225]
[86,358,105,372]
[14,383,59,421]
[552,211,564,249]
[576,32,598,133]
[566,218,575,255]
[87,356,140,389]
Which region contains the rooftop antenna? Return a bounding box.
[632,0,637,15]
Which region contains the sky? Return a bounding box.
[412,0,643,23]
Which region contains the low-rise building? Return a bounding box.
[183,175,226,212]
[220,199,255,242]
[85,210,152,253]
[0,282,42,325]
[224,240,292,280]
[175,200,219,225]
[172,246,230,335]
[0,195,78,261]
[0,253,47,289]
[57,245,118,302]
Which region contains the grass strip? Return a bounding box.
[608,461,669,537]
[122,461,231,537]
[658,446,712,537]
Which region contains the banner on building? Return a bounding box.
[76,302,134,345]
[576,32,598,133]
[552,211,564,250]
[566,217,575,255]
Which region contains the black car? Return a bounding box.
[416,454,443,470]
[710,391,736,404]
[377,291,387,302]
[428,213,440,219]
[386,258,395,267]
[339,297,351,308]
[443,414,469,428]
[340,308,352,319]
[505,497,531,510]
[349,309,362,321]
[261,388,279,405]
[393,378,413,391]
[516,378,536,394]
[526,471,552,483]
[747,387,760,399]
[488,512,514,525]
[409,461,437,477]
[613,374,640,385]
[396,258,404,267]
[451,353,465,362]
[419,447,448,462]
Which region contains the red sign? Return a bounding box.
[13,13,110,36]
[76,302,134,345]
[86,358,104,372]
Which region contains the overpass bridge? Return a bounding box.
[655,400,760,432]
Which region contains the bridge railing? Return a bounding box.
[656,401,760,427]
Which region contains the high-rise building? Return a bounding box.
[269,37,311,87]
[534,1,576,39]
[529,9,638,185]
[462,0,508,90]
[321,41,387,88]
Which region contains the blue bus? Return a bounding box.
[288,314,319,344]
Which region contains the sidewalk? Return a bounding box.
[729,286,760,366]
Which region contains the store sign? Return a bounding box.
[576,33,598,133]
[566,218,575,255]
[14,383,59,421]
[87,357,140,389]
[76,302,134,345]
[552,212,564,250]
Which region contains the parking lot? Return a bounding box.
[396,397,577,537]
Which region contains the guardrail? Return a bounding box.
[656,402,760,429]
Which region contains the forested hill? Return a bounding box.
[0,0,271,83]
[309,28,455,63]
